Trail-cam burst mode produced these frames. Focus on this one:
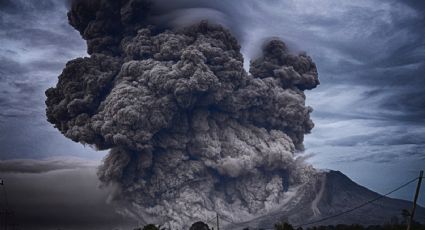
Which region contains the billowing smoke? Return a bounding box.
[46,0,319,228]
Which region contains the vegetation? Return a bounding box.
[132,224,160,230]
[143,224,160,230]
[304,223,425,230]
[189,221,211,230]
[135,221,425,230]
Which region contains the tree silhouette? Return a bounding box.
[190,221,210,230]
[275,222,295,230]
[141,224,159,230]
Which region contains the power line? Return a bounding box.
[218,214,236,224]
[294,176,420,228]
[206,215,217,227]
[212,176,419,230]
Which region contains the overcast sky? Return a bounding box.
[0,0,424,229]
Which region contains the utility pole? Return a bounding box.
[0,178,6,230]
[216,213,220,230]
[407,170,423,230]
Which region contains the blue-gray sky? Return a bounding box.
[0,0,424,228]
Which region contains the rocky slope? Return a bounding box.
[224,171,425,229]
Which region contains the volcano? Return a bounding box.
[225,170,425,229]
[44,1,425,229]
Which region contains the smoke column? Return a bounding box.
[46,0,320,228]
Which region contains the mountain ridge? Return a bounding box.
[225,170,425,229]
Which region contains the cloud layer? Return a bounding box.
[0,157,97,173]
[0,0,106,159]
[0,159,134,230]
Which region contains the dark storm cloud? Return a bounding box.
[0,0,85,120]
[0,117,105,159]
[0,57,28,78]
[301,0,425,176]
[243,0,425,127]
[3,28,82,50]
[326,133,424,148]
[0,0,104,159]
[332,144,425,164]
[308,0,425,123]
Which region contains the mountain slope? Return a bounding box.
[225,171,425,229]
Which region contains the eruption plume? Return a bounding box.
[46,0,320,228]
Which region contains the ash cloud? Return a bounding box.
[46,0,319,228]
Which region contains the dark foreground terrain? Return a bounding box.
[137,222,425,230]
[136,170,425,230]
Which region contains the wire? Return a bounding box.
[213,176,419,230]
[206,215,217,226]
[218,214,236,224]
[294,176,419,228]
